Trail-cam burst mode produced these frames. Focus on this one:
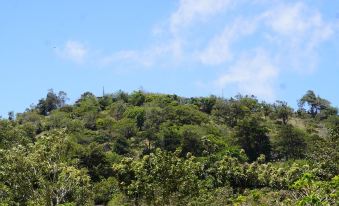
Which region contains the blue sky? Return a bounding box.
[1,0,339,117]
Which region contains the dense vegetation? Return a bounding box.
[0,89,338,205]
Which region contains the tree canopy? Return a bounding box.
[0,89,338,205]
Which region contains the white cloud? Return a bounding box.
[56,41,88,64]
[264,2,333,41]
[170,0,234,34]
[97,0,236,68]
[55,1,337,101]
[215,50,278,100]
[197,1,334,71]
[164,0,236,60]
[205,1,336,98]
[198,18,258,65]
[100,50,154,67]
[263,2,334,72]
[99,40,183,68]
[265,3,309,35]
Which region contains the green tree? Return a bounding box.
[114,136,130,155]
[291,173,338,205]
[74,92,100,130]
[129,90,146,106]
[180,129,203,157]
[37,89,68,115]
[93,177,119,205]
[98,94,113,110]
[298,90,332,118]
[0,119,32,149]
[234,117,271,162]
[273,124,306,160]
[165,105,208,126]
[159,126,181,152]
[273,101,293,125]
[112,149,202,205]
[109,101,127,120]
[0,130,93,205]
[7,111,14,121]
[113,90,129,103]
[78,143,113,182]
[307,131,339,179]
[212,95,260,127]
[112,118,137,138]
[123,107,145,130]
[190,95,217,114]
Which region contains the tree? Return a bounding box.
[57,91,68,108]
[291,173,338,206]
[123,107,145,130]
[74,92,100,130]
[113,90,129,103]
[273,101,293,125]
[212,95,260,127]
[78,143,113,182]
[98,94,113,110]
[190,96,217,114]
[307,129,339,179]
[180,129,203,157]
[298,90,331,118]
[0,130,93,205]
[0,119,31,149]
[2,88,339,205]
[37,89,68,115]
[166,105,208,126]
[112,149,202,205]
[112,118,137,138]
[8,111,14,121]
[76,92,96,104]
[109,101,127,120]
[129,90,146,106]
[114,136,130,155]
[159,127,181,152]
[234,117,271,162]
[92,177,119,205]
[273,124,306,160]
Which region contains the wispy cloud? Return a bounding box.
[104,0,235,67]
[98,41,183,68]
[56,41,88,64]
[204,1,335,100]
[215,49,278,100]
[55,1,337,100]
[197,18,258,65]
[170,0,234,34]
[262,2,334,73]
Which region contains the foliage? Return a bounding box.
[0,89,338,205]
[273,100,293,124]
[234,116,271,161]
[290,173,338,205]
[36,89,68,116]
[298,90,337,119]
[0,129,93,205]
[273,124,307,160]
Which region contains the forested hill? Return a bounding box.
[1,89,338,205]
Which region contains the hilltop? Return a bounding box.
[0,89,338,205]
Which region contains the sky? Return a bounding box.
[1,0,339,117]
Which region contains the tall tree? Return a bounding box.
[234,117,271,161]
[36,89,68,115]
[273,101,293,124]
[298,90,331,117]
[273,124,306,160]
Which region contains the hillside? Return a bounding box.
[0,89,338,205]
